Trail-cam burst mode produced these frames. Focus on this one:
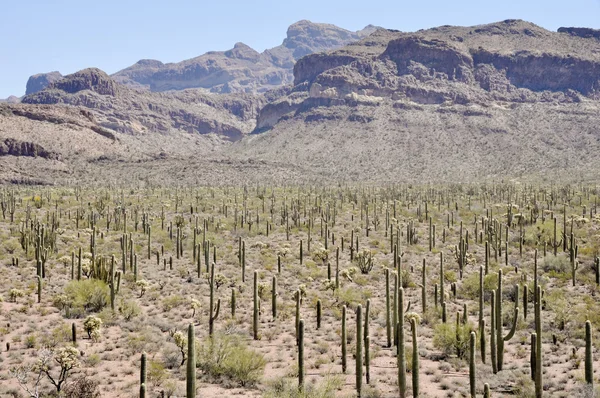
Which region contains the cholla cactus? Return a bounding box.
[277,248,291,258]
[172,330,187,366]
[405,311,422,325]
[136,280,150,297]
[312,247,329,264]
[214,274,227,290]
[9,288,24,303]
[190,299,201,317]
[322,280,336,293]
[83,316,102,342]
[355,249,374,274]
[58,256,71,267]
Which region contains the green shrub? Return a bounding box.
[542,254,570,274]
[119,299,141,321]
[64,279,109,313]
[433,321,475,359]
[459,272,498,301]
[264,374,343,398]
[198,334,266,386]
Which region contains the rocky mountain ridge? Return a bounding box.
[4,19,600,184]
[23,21,378,96]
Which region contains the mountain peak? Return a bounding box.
[224,42,260,61]
[26,71,63,95]
[50,68,119,96]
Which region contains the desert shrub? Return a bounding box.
[119,299,141,321]
[147,359,168,387]
[198,334,266,386]
[64,279,109,313]
[433,321,475,359]
[25,333,37,349]
[513,373,536,398]
[542,254,570,274]
[62,375,100,398]
[39,324,71,348]
[263,374,343,398]
[335,286,363,309]
[459,272,498,300]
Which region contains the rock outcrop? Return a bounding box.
[22,68,264,141]
[112,20,380,93]
[25,71,63,95]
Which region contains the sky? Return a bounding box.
[1,0,600,98]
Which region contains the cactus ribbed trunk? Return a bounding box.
[140,352,147,398]
[398,287,406,397]
[356,304,363,397]
[469,331,476,398]
[298,319,305,390]
[411,318,419,398]
[186,324,196,398]
[586,320,593,386]
[342,305,347,373]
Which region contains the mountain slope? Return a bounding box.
[112,20,379,93]
[4,19,600,185]
[232,19,600,182]
[22,68,263,140]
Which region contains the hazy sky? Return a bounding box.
[1,0,599,98]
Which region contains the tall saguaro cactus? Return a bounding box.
[398,287,406,398]
[586,320,593,386]
[469,331,476,398]
[356,304,363,397]
[253,271,259,340]
[342,305,347,373]
[186,324,196,398]
[209,262,221,336]
[411,317,419,398]
[298,318,305,390]
[495,270,519,371]
[534,286,542,398]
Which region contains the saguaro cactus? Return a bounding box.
[586,320,593,386]
[411,317,419,398]
[209,262,221,336]
[140,352,147,398]
[356,304,363,397]
[469,331,476,398]
[272,276,277,319]
[386,268,392,347]
[298,319,305,390]
[342,305,347,373]
[398,287,406,398]
[253,271,259,340]
[534,286,542,398]
[186,324,196,398]
[496,270,519,371]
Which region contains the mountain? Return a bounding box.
[21,68,263,140]
[25,71,63,95]
[4,19,600,185]
[0,96,20,103]
[233,19,600,182]
[112,20,379,93]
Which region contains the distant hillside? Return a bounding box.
[4,19,600,185]
[112,20,379,93]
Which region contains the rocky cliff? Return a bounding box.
[25,71,63,95]
[5,19,600,185]
[112,20,379,93]
[22,68,264,140]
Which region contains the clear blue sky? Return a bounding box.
[2,0,600,98]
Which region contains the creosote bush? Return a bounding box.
[64,279,110,314]
[197,333,266,386]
